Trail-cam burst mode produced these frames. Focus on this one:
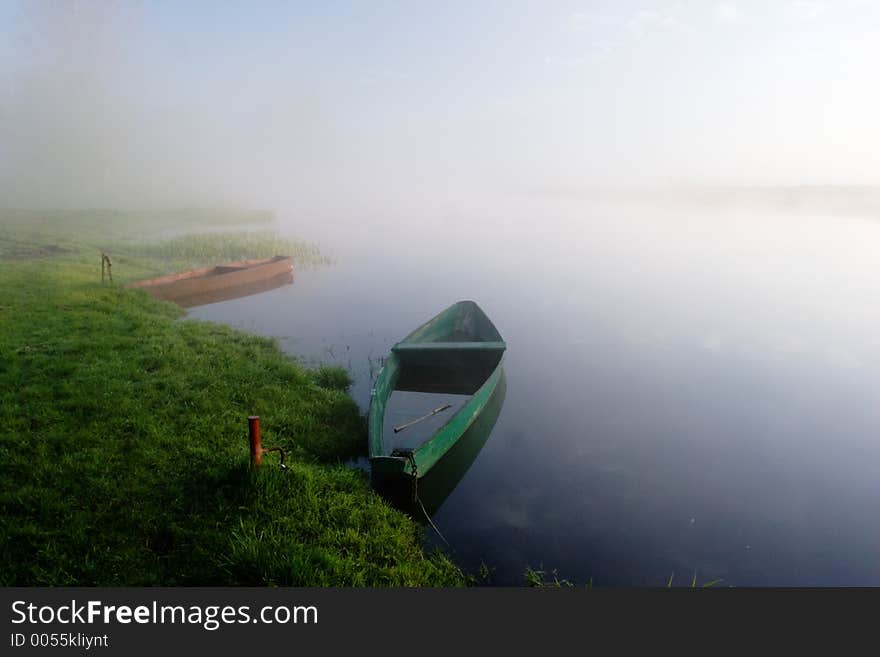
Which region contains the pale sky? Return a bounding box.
[1,1,879,209]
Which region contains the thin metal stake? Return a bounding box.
[101,253,112,283]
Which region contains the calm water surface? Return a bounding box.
[189,198,880,585]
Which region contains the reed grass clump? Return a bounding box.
[128,231,331,270]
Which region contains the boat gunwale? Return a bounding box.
[406,359,503,472]
[399,299,504,345]
[127,255,291,289]
[369,359,504,478]
[368,300,505,480]
[392,340,506,353]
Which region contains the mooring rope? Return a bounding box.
[403,451,452,550]
[417,496,451,549]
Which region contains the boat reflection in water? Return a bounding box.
[127,256,294,308]
[373,366,506,517]
[174,271,293,308]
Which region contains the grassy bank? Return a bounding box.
[0,208,327,276]
[0,210,464,585]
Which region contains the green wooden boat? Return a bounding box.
[411,368,506,515]
[369,300,506,484]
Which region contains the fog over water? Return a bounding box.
[3,1,880,211]
[190,197,880,585]
[4,1,880,584]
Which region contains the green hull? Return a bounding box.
[403,369,506,514]
[369,300,506,483]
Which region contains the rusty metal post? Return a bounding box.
[248,416,262,467]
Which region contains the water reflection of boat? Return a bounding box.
[404,369,505,516]
[369,300,506,487]
[127,256,293,307]
[168,271,292,308]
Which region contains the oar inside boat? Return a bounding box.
[393,403,453,434]
[368,300,506,484]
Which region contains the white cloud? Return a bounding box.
[787,1,826,21]
[595,40,623,58]
[825,346,862,370]
[714,2,741,24]
[626,10,658,40]
[357,68,410,88]
[543,55,587,68]
[570,11,613,32]
[564,11,624,60]
[625,9,688,40]
[701,332,727,352]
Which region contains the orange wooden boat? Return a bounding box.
[127,255,293,306]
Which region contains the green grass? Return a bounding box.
[667,572,724,588]
[524,567,575,588]
[0,207,274,250]
[126,231,330,271]
[0,210,464,586]
[0,208,328,279]
[524,567,723,588]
